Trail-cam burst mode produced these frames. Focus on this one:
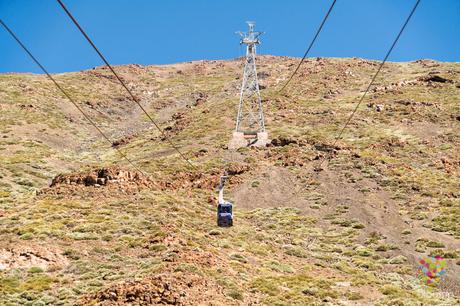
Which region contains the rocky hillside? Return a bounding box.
[0,56,459,305]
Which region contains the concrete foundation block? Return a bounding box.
[228,131,270,149]
[258,132,268,140]
[228,132,247,150]
[253,132,270,147]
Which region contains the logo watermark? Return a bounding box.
[418,256,447,289]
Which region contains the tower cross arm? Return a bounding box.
[236,22,264,45]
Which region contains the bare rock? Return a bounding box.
[270,137,298,147]
[418,74,453,83]
[0,243,68,271]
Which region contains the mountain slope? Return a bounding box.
[0,56,459,305]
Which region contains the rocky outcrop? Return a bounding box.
[112,135,134,147]
[50,167,151,188]
[77,273,228,305]
[0,243,68,271]
[372,74,455,93]
[270,136,299,147]
[38,166,155,198]
[418,74,454,84]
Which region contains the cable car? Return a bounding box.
[217,176,233,227]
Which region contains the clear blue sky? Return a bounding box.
[1,0,459,73]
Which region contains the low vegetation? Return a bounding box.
[0,57,459,304]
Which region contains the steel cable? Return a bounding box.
[56,0,196,169]
[319,0,421,168]
[0,18,149,178]
[279,0,337,92]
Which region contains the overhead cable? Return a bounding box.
[320,0,421,167]
[56,0,196,169]
[0,18,148,177]
[279,0,337,92]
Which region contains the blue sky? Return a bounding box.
[0,0,459,73]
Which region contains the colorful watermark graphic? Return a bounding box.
[418,256,447,289]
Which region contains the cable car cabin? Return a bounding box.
[217,176,233,227]
[217,202,233,227]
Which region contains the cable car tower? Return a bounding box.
[229,21,269,149]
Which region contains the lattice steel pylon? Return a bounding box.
[229,21,269,149]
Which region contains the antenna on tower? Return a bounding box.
[229,21,269,150]
[237,21,263,45]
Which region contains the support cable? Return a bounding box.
[0,18,148,177]
[279,0,337,92]
[56,0,196,169]
[320,0,421,167]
